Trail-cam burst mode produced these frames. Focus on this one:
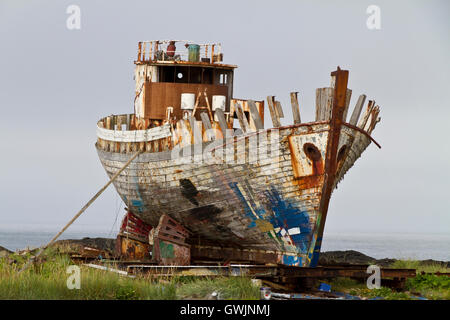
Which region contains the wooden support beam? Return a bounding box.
[266,96,281,127]
[313,67,349,267]
[290,92,301,124]
[349,94,367,125]
[19,150,143,273]
[248,100,264,130]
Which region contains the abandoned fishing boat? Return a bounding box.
[95,40,381,267]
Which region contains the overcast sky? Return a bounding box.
[0,0,449,235]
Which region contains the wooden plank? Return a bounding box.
[178,119,192,146]
[200,112,214,141]
[358,100,375,130]
[126,114,131,130]
[348,94,366,125]
[235,103,250,133]
[316,88,333,121]
[342,89,352,122]
[188,116,202,144]
[266,96,281,127]
[290,92,301,124]
[324,88,334,121]
[315,89,321,121]
[367,105,381,134]
[247,100,264,130]
[214,108,230,136]
[274,100,284,118]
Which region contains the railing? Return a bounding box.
[136,40,223,63]
[96,114,172,153]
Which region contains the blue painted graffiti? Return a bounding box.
[264,187,312,254]
[282,255,302,266]
[229,182,312,256]
[309,236,322,267]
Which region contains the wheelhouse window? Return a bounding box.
[158,66,215,84]
[214,69,231,86]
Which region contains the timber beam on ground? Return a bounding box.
[124,264,416,281]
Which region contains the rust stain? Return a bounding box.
[288,135,324,190]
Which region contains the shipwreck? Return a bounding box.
[95,40,381,267]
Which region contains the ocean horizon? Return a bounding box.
[1,224,449,262]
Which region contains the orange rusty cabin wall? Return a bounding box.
[143,82,230,120]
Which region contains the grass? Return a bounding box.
[176,277,260,300]
[0,248,259,300]
[389,259,450,274]
[1,250,448,300]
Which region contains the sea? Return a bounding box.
[0,225,449,261]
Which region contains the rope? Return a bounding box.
[19,150,143,273]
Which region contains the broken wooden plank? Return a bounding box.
[367,105,381,134]
[84,263,134,277]
[200,112,215,141]
[290,92,301,124]
[178,119,192,146]
[266,96,281,127]
[358,100,375,130]
[248,100,264,130]
[315,88,333,121]
[214,108,229,136]
[188,116,202,144]
[342,89,352,122]
[349,94,366,125]
[275,100,284,119]
[235,103,250,133]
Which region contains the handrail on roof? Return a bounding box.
[137,40,223,64]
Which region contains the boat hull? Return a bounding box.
[96,122,372,267]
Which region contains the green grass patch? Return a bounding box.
[390,259,450,274]
[0,250,258,300]
[405,274,450,300]
[177,277,260,300]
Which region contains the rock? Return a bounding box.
[419,259,450,268]
[51,237,116,253]
[319,250,449,268]
[319,250,377,265]
[374,258,397,267]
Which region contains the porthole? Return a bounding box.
[337,145,347,164]
[303,143,321,161]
